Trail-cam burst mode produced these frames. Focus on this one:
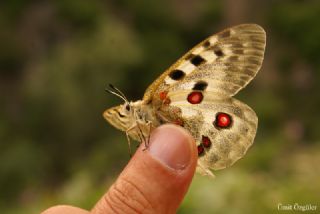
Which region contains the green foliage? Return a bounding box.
[270,1,320,62]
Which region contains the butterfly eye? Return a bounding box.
[125,104,131,111]
[214,112,232,128]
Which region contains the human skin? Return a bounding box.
[42,124,197,214]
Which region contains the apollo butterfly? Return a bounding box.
[103,24,266,176]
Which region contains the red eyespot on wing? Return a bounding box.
[202,136,211,148]
[215,112,232,128]
[197,144,204,156]
[159,91,168,100]
[187,92,203,104]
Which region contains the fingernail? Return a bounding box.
[148,124,193,170]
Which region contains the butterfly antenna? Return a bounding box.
[105,84,129,103]
[109,84,128,101]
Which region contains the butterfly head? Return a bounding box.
[103,102,134,131]
[103,84,135,131]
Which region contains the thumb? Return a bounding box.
[92,124,197,214]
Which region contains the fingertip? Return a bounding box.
[148,124,197,171]
[156,124,195,146]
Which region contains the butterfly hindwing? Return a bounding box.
[161,90,257,174]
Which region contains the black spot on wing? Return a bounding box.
[212,45,224,57]
[192,81,208,91]
[214,49,224,57]
[203,40,211,48]
[189,55,206,66]
[169,69,185,80]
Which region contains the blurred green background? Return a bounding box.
[1,0,319,213]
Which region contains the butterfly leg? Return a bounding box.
[125,124,141,157]
[144,121,152,148]
[135,122,148,148]
[125,130,133,157]
[126,122,148,151]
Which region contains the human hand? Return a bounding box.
[42,124,197,214]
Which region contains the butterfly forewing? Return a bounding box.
[143,24,266,101]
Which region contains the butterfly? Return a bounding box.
[103,24,266,176]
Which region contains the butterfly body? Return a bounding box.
[104,24,266,176]
[103,101,157,142]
